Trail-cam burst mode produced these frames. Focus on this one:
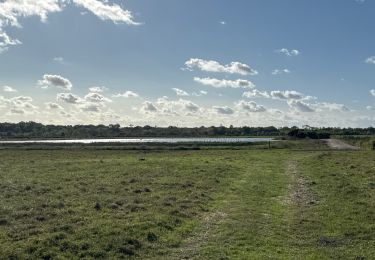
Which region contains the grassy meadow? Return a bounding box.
[0,142,374,259]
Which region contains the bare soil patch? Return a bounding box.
[324,139,359,150]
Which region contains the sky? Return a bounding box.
[0,0,375,127]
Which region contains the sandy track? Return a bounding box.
[323,139,359,150]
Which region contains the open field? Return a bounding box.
[0,142,374,259]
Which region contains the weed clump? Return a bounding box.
[118,239,142,256]
[147,232,158,242]
[36,215,47,222]
[0,219,8,225]
[94,202,101,211]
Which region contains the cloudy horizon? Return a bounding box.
[1,0,375,127]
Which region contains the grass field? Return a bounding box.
[0,143,374,259]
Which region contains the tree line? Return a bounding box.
[0,122,374,139]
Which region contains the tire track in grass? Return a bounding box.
[174,210,228,259]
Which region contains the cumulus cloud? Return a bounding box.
[175,99,200,113]
[0,95,38,114]
[57,93,81,104]
[235,100,266,112]
[45,102,63,110]
[172,88,189,96]
[272,69,291,75]
[316,102,350,112]
[370,89,375,97]
[89,86,108,93]
[38,74,73,91]
[72,0,140,25]
[276,48,300,56]
[212,106,234,115]
[185,58,258,76]
[79,102,102,112]
[271,90,304,100]
[0,0,140,53]
[3,85,17,92]
[112,91,139,98]
[194,77,255,89]
[84,92,112,103]
[242,89,270,98]
[139,97,201,116]
[156,97,201,115]
[55,91,111,114]
[287,100,314,112]
[140,101,158,113]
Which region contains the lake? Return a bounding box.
[0,137,273,144]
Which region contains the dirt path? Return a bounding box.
[323,139,359,150]
[284,161,317,209]
[173,210,227,259]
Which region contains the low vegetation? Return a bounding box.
[0,142,374,259]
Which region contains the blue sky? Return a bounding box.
[0,0,375,127]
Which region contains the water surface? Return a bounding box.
[0,137,273,144]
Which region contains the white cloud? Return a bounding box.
[72,0,140,25]
[38,74,73,91]
[271,90,304,100]
[84,92,112,103]
[0,0,63,26]
[0,0,140,53]
[194,77,255,89]
[0,95,38,114]
[172,88,189,96]
[287,100,314,112]
[156,97,201,115]
[56,92,110,113]
[112,91,139,98]
[276,48,300,57]
[370,89,375,97]
[235,100,266,112]
[140,101,158,114]
[0,31,21,53]
[79,102,103,112]
[316,102,350,112]
[272,69,291,75]
[219,21,226,25]
[185,58,258,76]
[0,0,63,52]
[53,56,65,64]
[45,102,63,110]
[182,100,200,113]
[242,89,270,98]
[192,90,208,97]
[89,86,108,93]
[3,85,17,92]
[212,106,234,115]
[57,93,81,104]
[365,56,375,64]
[139,97,202,116]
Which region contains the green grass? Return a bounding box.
[0,146,374,259]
